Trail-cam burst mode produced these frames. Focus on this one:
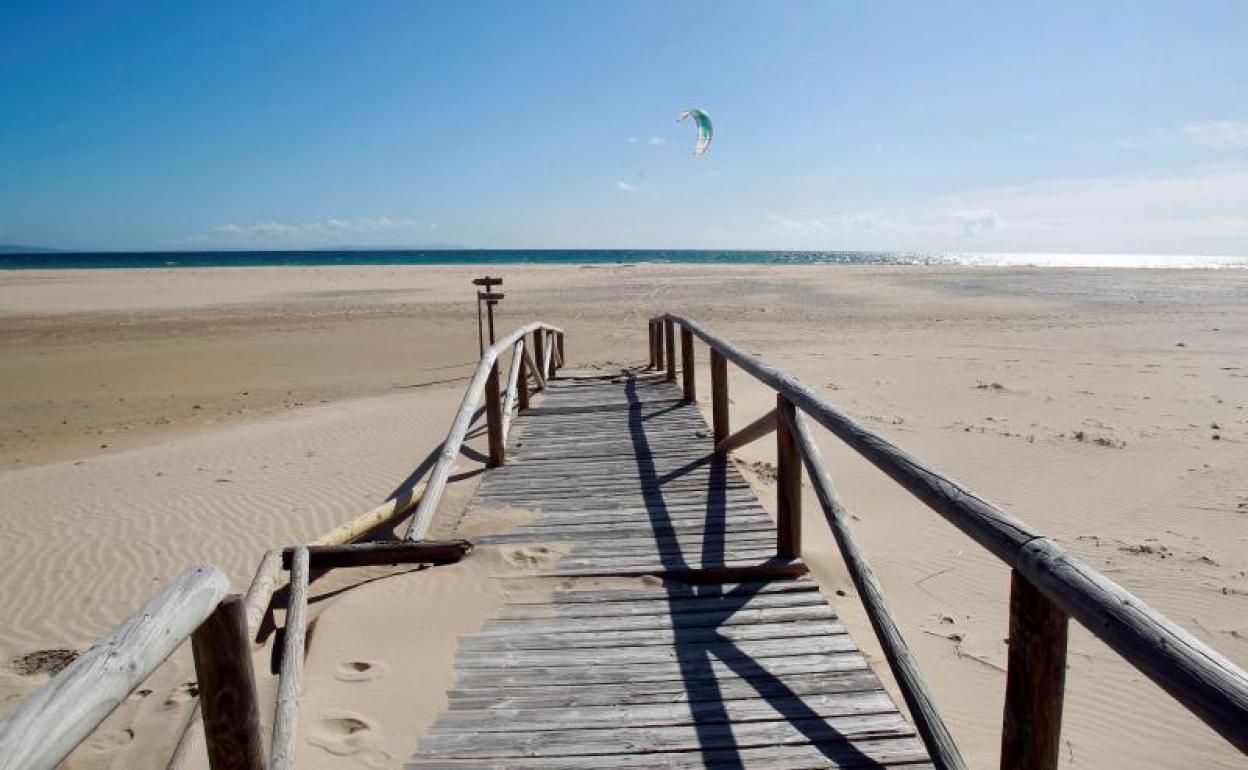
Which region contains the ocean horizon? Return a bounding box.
[1,249,1246,270]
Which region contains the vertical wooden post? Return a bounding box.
[711,348,729,448]
[664,319,676,382]
[485,360,505,467]
[556,331,565,372]
[655,321,665,371]
[1000,570,1068,770]
[192,595,264,770]
[270,547,308,770]
[681,327,696,402]
[653,318,663,366]
[517,346,530,410]
[546,331,557,379]
[775,394,801,558]
[532,330,546,381]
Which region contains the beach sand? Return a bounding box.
[0,264,1245,768]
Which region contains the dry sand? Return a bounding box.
[0,264,1245,768]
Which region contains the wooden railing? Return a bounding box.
[0,566,262,770]
[0,322,562,770]
[404,322,563,540]
[649,313,1248,770]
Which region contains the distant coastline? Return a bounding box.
[1,248,1246,270]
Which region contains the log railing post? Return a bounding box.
[556,331,565,372]
[270,547,308,770]
[655,320,665,371]
[711,348,729,448]
[1000,570,1068,770]
[484,359,505,467]
[191,595,265,770]
[653,318,663,366]
[664,318,676,382]
[546,331,557,379]
[517,345,530,410]
[532,330,546,383]
[680,327,696,403]
[775,394,801,558]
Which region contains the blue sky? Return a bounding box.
[1,1,1245,253]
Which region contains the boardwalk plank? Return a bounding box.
[406,374,930,769]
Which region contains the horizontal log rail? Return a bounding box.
[651,312,1248,765]
[0,566,244,770]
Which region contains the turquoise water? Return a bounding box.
[1,249,1244,269]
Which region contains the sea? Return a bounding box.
[1,249,1245,270]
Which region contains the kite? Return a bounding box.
[677,108,713,155]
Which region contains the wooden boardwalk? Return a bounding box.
[406,372,935,769]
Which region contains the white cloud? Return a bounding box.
[1186,121,1248,150]
[648,136,667,147]
[627,136,640,144]
[764,168,1248,255]
[616,181,636,193]
[205,216,425,245]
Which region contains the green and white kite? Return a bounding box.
[677,108,713,155]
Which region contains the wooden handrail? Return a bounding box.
[404,321,563,541]
[782,406,967,770]
[655,312,1248,758]
[0,566,232,770]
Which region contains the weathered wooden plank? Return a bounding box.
[415,711,912,758]
[493,588,828,620]
[538,546,784,572]
[452,651,871,689]
[475,605,838,637]
[535,560,808,582]
[505,580,818,605]
[468,519,774,543]
[446,667,884,710]
[433,690,896,733]
[407,739,932,770]
[524,398,686,416]
[457,618,845,651]
[454,634,856,668]
[0,566,230,770]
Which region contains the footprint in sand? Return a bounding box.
[308,713,391,767]
[334,660,388,683]
[162,681,199,710]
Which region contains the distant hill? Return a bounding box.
[0,244,65,254]
[314,244,468,251]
